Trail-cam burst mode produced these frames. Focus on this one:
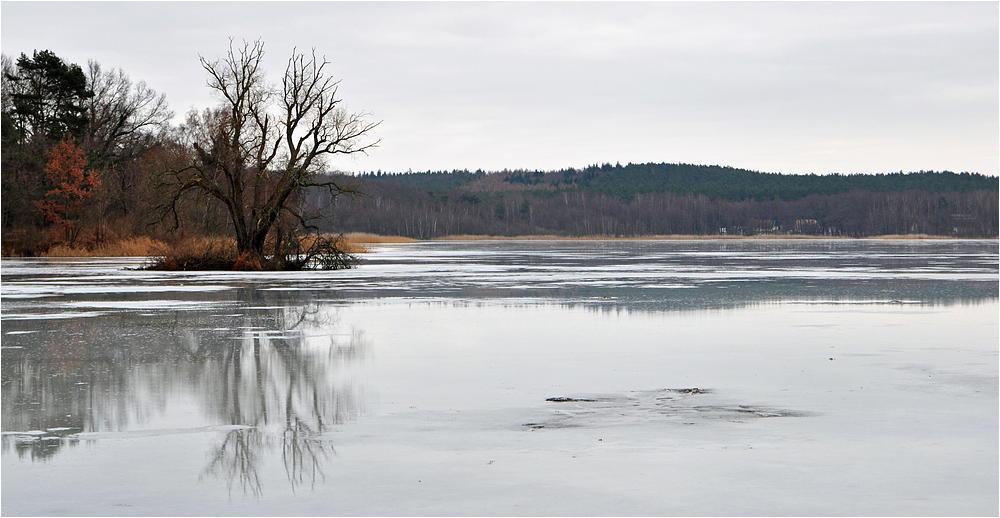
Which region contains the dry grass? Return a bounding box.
[144,234,359,270]
[343,232,418,244]
[40,234,370,260]
[42,236,171,257]
[297,233,369,254]
[167,236,238,257]
[41,235,243,260]
[336,232,422,252]
[148,238,240,271]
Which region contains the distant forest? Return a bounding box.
[311,163,998,238]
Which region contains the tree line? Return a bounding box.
[315,167,998,238]
[561,162,995,202]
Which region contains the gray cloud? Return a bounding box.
[3,1,996,175]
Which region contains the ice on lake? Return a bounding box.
[2,239,997,515]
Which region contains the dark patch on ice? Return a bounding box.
[526,388,805,429]
[545,388,710,404]
[667,387,710,395]
[688,405,804,419]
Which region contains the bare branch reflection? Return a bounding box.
[2,289,370,497]
[193,291,369,496]
[200,427,265,498]
[283,418,331,492]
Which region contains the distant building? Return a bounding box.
[794,219,819,234]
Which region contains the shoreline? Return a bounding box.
[5,232,993,259]
[352,232,993,243]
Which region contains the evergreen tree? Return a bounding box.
[4,50,94,144]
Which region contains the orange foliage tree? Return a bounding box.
[35,138,101,242]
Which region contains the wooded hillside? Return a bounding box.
[313,164,998,238]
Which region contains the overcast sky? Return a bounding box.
[3,1,997,176]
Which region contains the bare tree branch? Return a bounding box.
[156,39,377,268]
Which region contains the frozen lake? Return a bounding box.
[2,239,997,516]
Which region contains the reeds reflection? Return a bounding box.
[2,289,370,496]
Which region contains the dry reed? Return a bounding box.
[342,232,418,244]
[42,236,170,257]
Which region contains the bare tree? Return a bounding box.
[82,62,173,238]
[84,61,172,165]
[158,39,378,266]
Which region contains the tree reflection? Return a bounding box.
[201,427,265,497]
[1,288,369,497]
[189,291,367,495]
[282,418,331,491]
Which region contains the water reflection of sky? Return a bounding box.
[1,240,997,513]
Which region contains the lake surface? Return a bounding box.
[2,239,997,516]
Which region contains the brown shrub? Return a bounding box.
[144,233,358,271]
